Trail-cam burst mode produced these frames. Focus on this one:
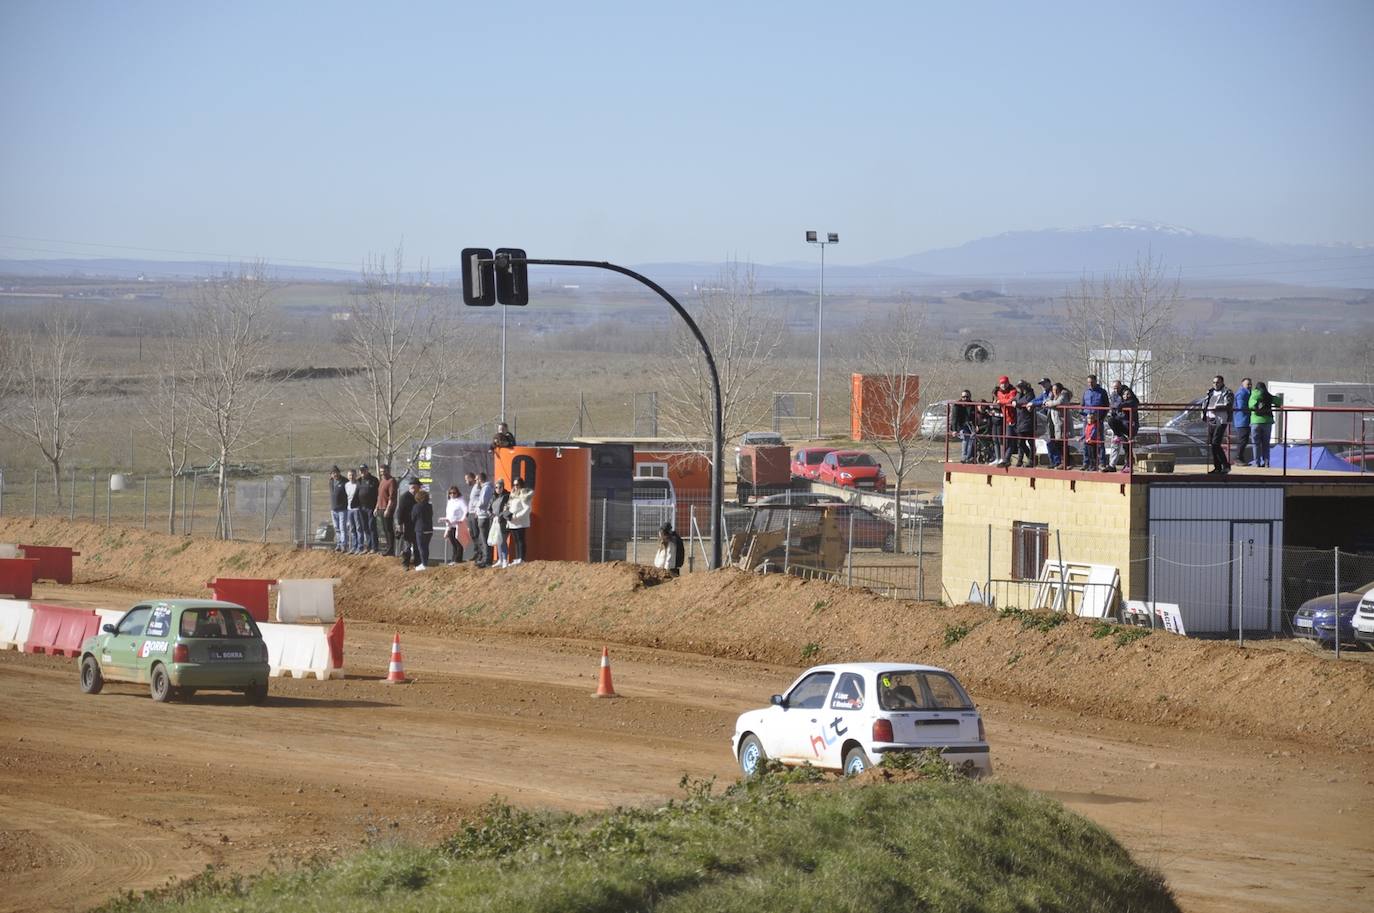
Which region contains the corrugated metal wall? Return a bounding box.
[1148,486,1284,634]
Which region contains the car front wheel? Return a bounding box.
[150,663,173,702]
[79,655,104,694]
[843,746,871,776]
[738,734,767,777]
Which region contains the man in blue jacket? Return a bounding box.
[1080,374,1109,426]
[1231,378,1253,467]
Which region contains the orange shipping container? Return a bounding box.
[851,373,921,441]
[494,446,591,562]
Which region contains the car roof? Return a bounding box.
[830,449,872,457]
[134,599,250,611]
[801,662,951,676]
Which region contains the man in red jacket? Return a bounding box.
[375,464,399,557]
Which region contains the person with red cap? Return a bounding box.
[991,376,1017,466]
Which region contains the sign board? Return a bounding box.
[1123,600,1186,635]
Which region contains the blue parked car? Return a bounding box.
[1292,582,1372,647]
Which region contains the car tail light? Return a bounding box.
[978,717,986,742]
[172,643,189,663]
[872,719,893,742]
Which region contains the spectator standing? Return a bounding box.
[1082,413,1103,471]
[1203,375,1234,474]
[1044,382,1073,468]
[411,489,434,571]
[1232,378,1254,467]
[489,479,511,568]
[992,376,1017,466]
[344,469,363,553]
[654,522,685,576]
[1081,373,1108,429]
[490,422,516,452]
[1250,381,1275,468]
[506,477,532,565]
[444,486,468,564]
[1012,381,1036,467]
[328,466,348,552]
[396,478,421,568]
[356,464,379,552]
[472,472,494,567]
[463,473,483,567]
[951,390,976,463]
[376,465,398,556]
[1107,381,1140,472]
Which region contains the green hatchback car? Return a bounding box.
[79,599,270,703]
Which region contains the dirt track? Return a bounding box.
[1,520,1371,913]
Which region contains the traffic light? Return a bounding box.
[460,248,495,306]
[494,248,529,306]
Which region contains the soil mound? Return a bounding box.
[4,518,1370,751]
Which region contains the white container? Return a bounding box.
[1265,382,1374,445]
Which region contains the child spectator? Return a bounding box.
[1083,413,1103,471]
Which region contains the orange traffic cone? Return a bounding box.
[591,646,618,698]
[384,633,411,684]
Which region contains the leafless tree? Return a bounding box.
[182,263,283,538]
[317,247,470,471]
[1057,252,1187,402]
[0,311,92,499]
[138,336,196,533]
[660,261,789,459]
[856,300,939,552]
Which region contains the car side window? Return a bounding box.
[115,606,152,637]
[786,672,834,710]
[829,672,865,710]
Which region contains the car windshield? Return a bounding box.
[877,671,973,711]
[837,453,877,467]
[179,608,261,639]
[805,451,829,464]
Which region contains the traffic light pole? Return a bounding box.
[515,257,725,569]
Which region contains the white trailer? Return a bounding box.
[1266,382,1374,445]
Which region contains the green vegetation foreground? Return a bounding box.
[98,765,1177,913]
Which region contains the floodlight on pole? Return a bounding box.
[805,230,839,439]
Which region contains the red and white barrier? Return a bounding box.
[257,618,344,680]
[270,578,340,624]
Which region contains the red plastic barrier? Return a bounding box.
[18,545,81,585]
[0,558,40,599]
[205,577,275,622]
[326,616,345,671]
[24,603,98,657]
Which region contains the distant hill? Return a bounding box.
[872,222,1374,287]
[2,223,1370,288]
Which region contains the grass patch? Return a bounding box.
[943,623,972,646]
[800,641,820,661]
[999,606,1071,633]
[95,775,1178,913]
[1091,621,1154,647]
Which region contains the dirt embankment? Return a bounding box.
[4,518,1370,751]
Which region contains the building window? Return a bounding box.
[636,462,668,479]
[1011,521,1050,581]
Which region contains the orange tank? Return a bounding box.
[494,446,591,562]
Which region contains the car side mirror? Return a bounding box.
[102,624,116,634]
[770,694,786,707]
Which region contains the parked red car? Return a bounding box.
[816,450,887,491]
[791,446,838,480]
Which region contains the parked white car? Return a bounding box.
[732,662,991,777]
[632,475,676,531]
[1354,589,1374,649]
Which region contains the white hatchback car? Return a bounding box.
[732,662,991,777]
[1353,589,1374,649]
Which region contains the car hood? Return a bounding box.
[1297,593,1364,616]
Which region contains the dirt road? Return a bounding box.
[1,603,1369,913]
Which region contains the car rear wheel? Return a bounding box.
[79,655,104,694]
[738,734,767,777]
[843,746,871,776]
[244,682,268,705]
[150,663,173,702]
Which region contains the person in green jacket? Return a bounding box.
[1249,381,1275,468]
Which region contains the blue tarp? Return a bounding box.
[1272,445,1361,472]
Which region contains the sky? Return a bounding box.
[1,0,1371,269]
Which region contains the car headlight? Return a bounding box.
[839,472,853,480]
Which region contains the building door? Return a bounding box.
[1230,522,1273,634]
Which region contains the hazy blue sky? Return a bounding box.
[1,0,1370,268]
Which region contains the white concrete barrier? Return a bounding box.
[0,599,34,650]
[258,622,339,680]
[270,578,340,624]
[0,544,20,559]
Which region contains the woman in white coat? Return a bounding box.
[443,485,468,564]
[505,477,533,565]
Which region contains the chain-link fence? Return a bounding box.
[940,516,1374,657]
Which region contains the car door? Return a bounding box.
[103,605,153,682]
[818,453,837,484]
[818,671,868,767]
[132,603,176,682]
[772,670,836,764]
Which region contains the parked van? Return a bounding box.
[632,475,676,532]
